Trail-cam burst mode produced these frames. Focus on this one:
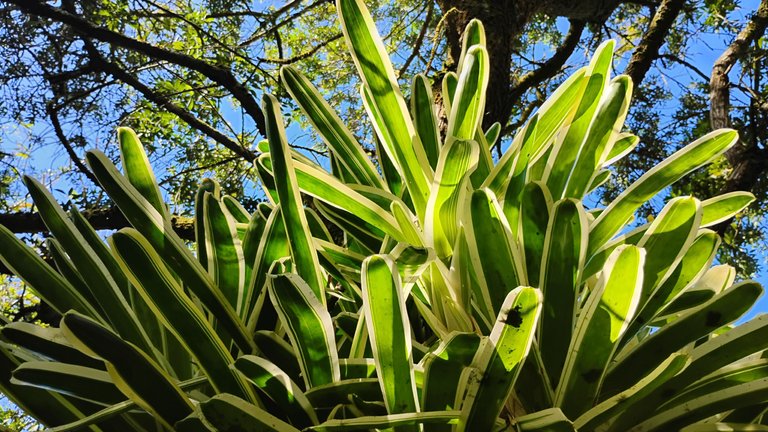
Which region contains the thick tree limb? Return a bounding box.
[86,49,258,161]
[708,0,768,236]
[7,0,267,137]
[507,19,585,107]
[624,0,686,86]
[0,207,195,240]
[710,0,768,130]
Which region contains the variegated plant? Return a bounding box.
[0,0,767,430]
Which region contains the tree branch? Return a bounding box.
[7,0,267,137]
[85,47,258,161]
[240,0,328,46]
[659,53,709,82]
[45,103,100,185]
[507,19,585,108]
[398,1,434,77]
[259,33,342,65]
[624,0,686,86]
[710,0,768,130]
[0,207,194,240]
[708,0,768,236]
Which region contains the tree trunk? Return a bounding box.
[436,0,530,130]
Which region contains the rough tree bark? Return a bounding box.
[432,0,660,136]
[709,0,768,194]
[0,208,195,240]
[625,0,686,85]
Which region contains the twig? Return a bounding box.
[259,33,342,64]
[399,1,434,77]
[45,102,100,185]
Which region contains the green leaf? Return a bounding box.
[538,198,588,385]
[242,208,268,301]
[68,206,132,300]
[661,358,768,410]
[700,192,755,227]
[47,237,90,303]
[304,378,383,409]
[234,355,318,428]
[195,179,221,269]
[487,68,587,195]
[564,75,632,198]
[457,287,542,431]
[632,377,768,432]
[337,0,432,217]
[608,314,768,430]
[442,71,458,114]
[573,354,689,431]
[447,45,489,141]
[223,195,251,223]
[604,281,763,396]
[512,408,575,432]
[108,228,258,403]
[636,197,701,307]
[60,312,194,429]
[555,245,644,418]
[484,122,501,149]
[0,224,101,320]
[518,181,553,287]
[457,19,486,72]
[46,376,207,432]
[117,127,167,218]
[86,150,254,354]
[69,206,172,369]
[257,154,406,243]
[425,138,479,258]
[363,85,403,196]
[631,229,718,335]
[203,192,247,314]
[411,74,441,169]
[658,264,732,318]
[11,361,124,406]
[310,411,461,431]
[244,204,290,325]
[604,132,639,166]
[362,255,419,426]
[253,331,302,385]
[0,345,100,430]
[680,424,768,432]
[421,332,480,432]
[463,188,526,321]
[515,343,555,413]
[23,176,152,354]
[588,129,738,257]
[543,40,613,199]
[190,394,301,432]
[617,197,702,344]
[45,399,139,432]
[281,65,383,188]
[268,273,340,388]
[263,94,326,301]
[1,323,104,370]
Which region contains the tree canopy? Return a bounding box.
[0,0,767,271]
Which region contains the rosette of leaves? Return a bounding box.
[0,0,767,431]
